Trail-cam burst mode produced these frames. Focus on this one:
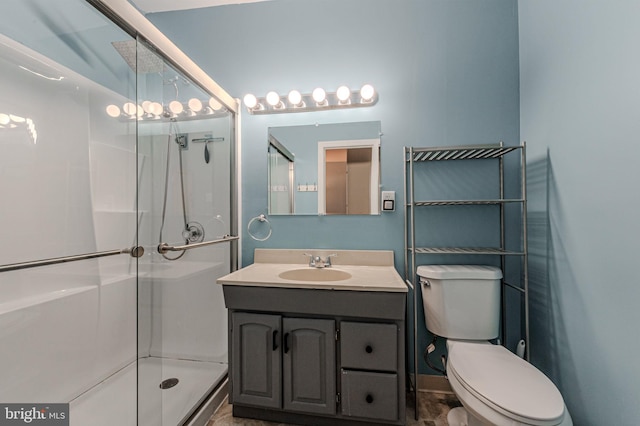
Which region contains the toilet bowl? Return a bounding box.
[446,341,572,426]
[416,265,572,426]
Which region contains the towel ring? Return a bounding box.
[247,214,272,241]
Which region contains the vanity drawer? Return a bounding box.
[340,370,398,421]
[340,321,397,371]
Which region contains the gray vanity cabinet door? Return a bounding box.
[231,312,282,409]
[282,317,336,415]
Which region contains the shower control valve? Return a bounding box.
[182,222,205,243]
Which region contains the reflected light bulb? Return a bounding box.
[9,114,26,123]
[141,100,152,114]
[288,90,302,106]
[243,93,258,109]
[188,98,203,112]
[169,100,184,114]
[136,104,144,118]
[209,97,223,111]
[0,113,9,125]
[266,91,280,107]
[106,104,121,118]
[123,102,137,116]
[360,84,375,102]
[312,88,326,104]
[336,85,351,103]
[150,102,163,116]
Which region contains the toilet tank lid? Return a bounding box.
[417,265,502,280]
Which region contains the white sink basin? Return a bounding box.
[278,268,352,282]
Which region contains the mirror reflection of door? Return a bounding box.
[268,122,381,215]
[325,148,372,215]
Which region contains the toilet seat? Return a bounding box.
[447,341,566,425]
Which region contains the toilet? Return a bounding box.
[417,265,572,426]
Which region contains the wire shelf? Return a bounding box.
[407,144,519,162]
[411,198,524,207]
[410,247,525,256]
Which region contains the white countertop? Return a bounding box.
[217,249,408,293]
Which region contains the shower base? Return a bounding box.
[70,357,227,426]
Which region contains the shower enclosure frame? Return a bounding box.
[0,1,239,423]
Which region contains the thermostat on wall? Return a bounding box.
[381,191,395,212]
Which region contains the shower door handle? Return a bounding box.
[0,246,144,273]
[157,235,239,254]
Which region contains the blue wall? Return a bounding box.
[149,0,520,375]
[519,1,640,424]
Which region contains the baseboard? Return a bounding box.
[416,374,453,394]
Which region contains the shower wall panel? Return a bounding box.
[0,22,137,412]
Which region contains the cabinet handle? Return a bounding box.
[365,394,374,404]
[365,345,373,354]
[272,330,279,351]
[283,332,290,354]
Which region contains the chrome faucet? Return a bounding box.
[303,253,337,268]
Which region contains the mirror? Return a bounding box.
[268,121,381,215]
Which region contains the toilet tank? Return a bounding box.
[417,265,502,340]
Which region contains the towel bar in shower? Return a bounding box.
[0,246,145,273]
[157,234,239,254]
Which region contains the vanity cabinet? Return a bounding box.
[224,285,406,426]
[231,312,336,415]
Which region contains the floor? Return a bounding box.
[69,357,227,426]
[207,391,462,426]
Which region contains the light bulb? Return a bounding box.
[266,91,281,107]
[288,90,303,106]
[336,85,351,102]
[123,102,137,116]
[360,84,375,102]
[169,100,184,114]
[0,113,9,125]
[106,105,120,118]
[209,97,223,111]
[243,93,258,109]
[188,98,203,112]
[312,88,327,104]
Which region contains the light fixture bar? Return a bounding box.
[243,86,378,115]
[106,97,230,123]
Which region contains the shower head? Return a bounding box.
[111,40,165,74]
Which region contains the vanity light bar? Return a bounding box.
[105,96,229,122]
[243,84,378,115]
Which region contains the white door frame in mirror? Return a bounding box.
[317,138,380,215]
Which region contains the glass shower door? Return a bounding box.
[0,2,139,425]
[135,38,234,425]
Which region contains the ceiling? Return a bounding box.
[130,0,274,13]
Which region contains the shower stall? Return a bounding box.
[0,1,237,425]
